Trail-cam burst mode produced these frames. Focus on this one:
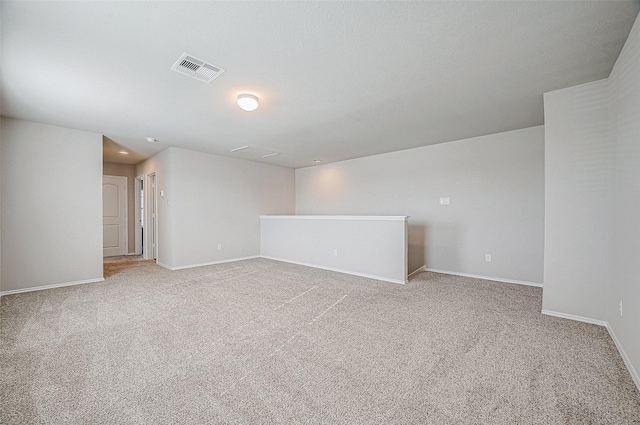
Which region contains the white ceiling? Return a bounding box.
[2,1,638,168]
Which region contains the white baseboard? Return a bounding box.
[422,267,543,288]
[158,256,260,271]
[260,256,407,285]
[541,310,639,393]
[156,261,172,270]
[0,277,105,297]
[606,323,640,392]
[541,309,608,327]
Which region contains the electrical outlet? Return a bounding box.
[333,249,338,256]
[619,299,623,317]
[485,253,492,262]
[217,244,222,251]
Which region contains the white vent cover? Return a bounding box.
[170,53,225,84]
[229,146,281,161]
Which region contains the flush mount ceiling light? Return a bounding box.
[237,94,259,112]
[314,159,323,163]
[146,137,158,143]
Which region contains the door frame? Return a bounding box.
[134,175,143,255]
[144,172,158,262]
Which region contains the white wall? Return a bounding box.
[542,79,611,321]
[0,5,3,292]
[1,118,103,293]
[543,12,640,387]
[136,148,173,265]
[0,117,2,291]
[609,13,640,387]
[296,126,545,285]
[261,215,408,284]
[137,147,295,269]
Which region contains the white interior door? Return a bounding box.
[103,175,128,257]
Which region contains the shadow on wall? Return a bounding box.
[408,224,426,274]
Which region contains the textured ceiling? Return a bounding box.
[2,1,638,168]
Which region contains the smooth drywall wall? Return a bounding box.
[542,12,640,387]
[1,118,103,292]
[0,118,2,291]
[296,126,544,284]
[261,216,408,284]
[138,147,295,269]
[103,161,136,253]
[609,12,640,387]
[136,148,173,265]
[0,7,3,293]
[542,79,611,322]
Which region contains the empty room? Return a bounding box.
[1,1,640,424]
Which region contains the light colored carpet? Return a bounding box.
[1,258,639,424]
[103,255,156,278]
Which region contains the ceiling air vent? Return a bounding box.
[170,53,225,84]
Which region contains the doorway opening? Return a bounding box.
[135,175,144,255]
[103,175,128,257]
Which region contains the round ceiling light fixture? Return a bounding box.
[146,137,158,143]
[237,94,259,112]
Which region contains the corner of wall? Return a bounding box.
[606,323,640,392]
[607,9,640,393]
[542,78,611,322]
[0,117,3,294]
[0,7,4,293]
[295,127,545,284]
[543,10,640,392]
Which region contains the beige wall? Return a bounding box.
[103,160,136,253]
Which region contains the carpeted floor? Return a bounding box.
[1,258,639,424]
[103,255,157,278]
